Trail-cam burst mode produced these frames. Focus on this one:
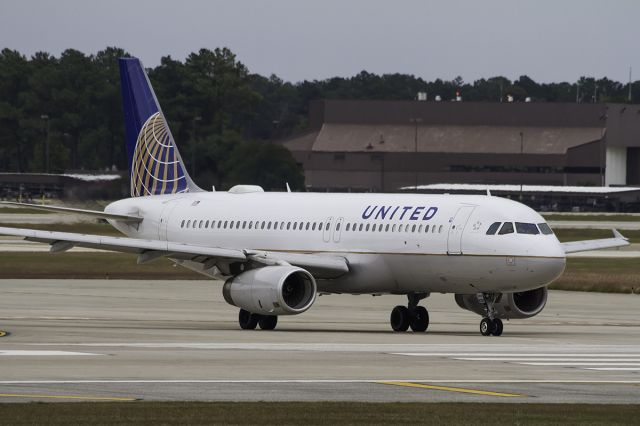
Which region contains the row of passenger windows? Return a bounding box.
[486,221,553,236]
[179,219,444,234]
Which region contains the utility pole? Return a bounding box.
[40,115,50,173]
[409,117,423,192]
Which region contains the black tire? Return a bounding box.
[480,318,493,336]
[492,318,503,336]
[409,306,429,332]
[390,305,410,332]
[239,309,258,330]
[259,315,278,330]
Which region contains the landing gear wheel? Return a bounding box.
[480,317,494,336]
[409,306,429,332]
[492,318,503,336]
[258,315,278,330]
[390,306,410,332]
[239,309,258,330]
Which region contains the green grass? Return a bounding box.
[543,214,640,222]
[0,252,200,280]
[553,228,640,243]
[0,207,53,214]
[0,222,123,236]
[0,402,638,425]
[551,258,640,293]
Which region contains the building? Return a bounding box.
[279,100,640,193]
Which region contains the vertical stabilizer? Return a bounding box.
[118,57,201,197]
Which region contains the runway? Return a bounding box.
[0,279,639,403]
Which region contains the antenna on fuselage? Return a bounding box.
[486,189,492,196]
[286,182,291,193]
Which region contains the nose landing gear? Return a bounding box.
[390,293,430,332]
[478,293,504,336]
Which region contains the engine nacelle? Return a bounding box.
[222,265,317,315]
[455,287,548,319]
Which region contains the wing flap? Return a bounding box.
[561,229,630,254]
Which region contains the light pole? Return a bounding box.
[409,117,423,192]
[40,115,50,173]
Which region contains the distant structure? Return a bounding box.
[278,100,640,193]
[0,173,125,201]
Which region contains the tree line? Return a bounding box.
[1,47,638,190]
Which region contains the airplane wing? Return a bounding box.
[0,226,349,278]
[561,229,630,254]
[0,202,142,223]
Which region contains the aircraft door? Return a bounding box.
[158,199,181,241]
[322,217,333,243]
[333,217,344,243]
[447,205,475,255]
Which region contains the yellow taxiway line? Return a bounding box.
[377,381,524,397]
[0,393,136,401]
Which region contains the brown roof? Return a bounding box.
[285,124,603,154]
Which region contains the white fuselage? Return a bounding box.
[106,192,566,295]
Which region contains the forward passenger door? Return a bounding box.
[447,205,475,255]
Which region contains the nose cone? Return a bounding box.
[526,239,566,286]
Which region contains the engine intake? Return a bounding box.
[455,287,548,319]
[223,265,317,315]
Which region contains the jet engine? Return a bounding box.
[454,287,548,319]
[222,265,317,315]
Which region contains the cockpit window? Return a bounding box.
[486,222,501,235]
[515,222,540,235]
[537,223,553,235]
[498,222,514,235]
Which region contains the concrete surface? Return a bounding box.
[0,279,639,403]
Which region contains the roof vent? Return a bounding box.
[228,185,264,194]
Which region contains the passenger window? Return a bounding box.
[242,221,247,229]
[418,225,422,232]
[385,224,390,232]
[365,224,370,231]
[498,222,514,235]
[261,221,266,229]
[267,222,272,230]
[538,223,553,235]
[346,223,351,231]
[205,220,209,228]
[486,222,501,235]
[325,222,330,231]
[359,224,363,231]
[181,220,185,228]
[424,225,429,233]
[293,222,298,230]
[336,223,341,231]
[198,220,202,228]
[379,225,383,232]
[399,224,403,232]
[306,222,310,230]
[230,221,234,229]
[312,223,316,231]
[372,224,376,232]
[392,224,396,232]
[515,222,539,235]
[248,221,253,230]
[223,221,228,229]
[192,220,197,229]
[218,221,222,229]
[236,221,241,229]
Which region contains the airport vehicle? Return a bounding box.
[0,58,629,336]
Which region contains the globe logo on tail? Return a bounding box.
[131,112,188,197]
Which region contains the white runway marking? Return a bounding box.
[0,350,101,356]
[393,351,640,372]
[0,379,639,384]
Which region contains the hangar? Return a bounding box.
[279,100,640,194]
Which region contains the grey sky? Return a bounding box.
[2,0,639,84]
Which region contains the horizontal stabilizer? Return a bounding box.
[0,202,143,223]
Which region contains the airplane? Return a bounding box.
[0,58,630,336]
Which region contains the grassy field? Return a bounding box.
[0,402,638,425]
[543,214,640,222]
[0,207,54,214]
[0,222,123,236]
[0,253,637,293]
[0,252,199,280]
[553,228,640,243]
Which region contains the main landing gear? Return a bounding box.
[478,293,503,336]
[390,293,429,332]
[238,309,278,330]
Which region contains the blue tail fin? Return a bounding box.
[118,57,200,197]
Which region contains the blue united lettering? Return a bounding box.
[361,205,438,221]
